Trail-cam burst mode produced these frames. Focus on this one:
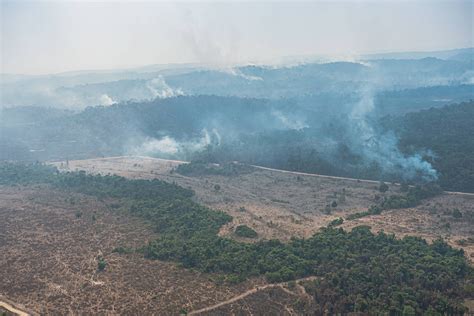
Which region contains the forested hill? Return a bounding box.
[2,97,474,192]
[381,101,474,192]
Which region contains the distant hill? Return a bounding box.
[362,47,474,61]
[2,48,473,108]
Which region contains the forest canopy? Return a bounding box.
[381,101,474,192]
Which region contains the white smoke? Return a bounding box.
[99,94,117,106]
[129,128,221,158]
[348,88,438,181]
[146,76,184,99]
[211,128,222,145]
[225,68,263,81]
[272,110,308,130]
[136,136,180,155]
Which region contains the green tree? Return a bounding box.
[379,181,389,193]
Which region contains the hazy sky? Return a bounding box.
[1,0,473,75]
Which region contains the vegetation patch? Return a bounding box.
[327,217,344,227]
[346,184,442,220]
[346,205,382,220]
[234,225,258,238]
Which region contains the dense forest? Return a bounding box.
[1,98,474,192]
[381,101,474,192]
[194,101,474,192]
[0,162,472,314]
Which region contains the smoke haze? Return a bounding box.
[1,1,473,184]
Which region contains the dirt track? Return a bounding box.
[0,298,32,316]
[188,276,317,315]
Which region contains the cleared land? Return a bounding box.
[1,156,472,314]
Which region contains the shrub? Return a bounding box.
[323,204,332,215]
[235,225,258,238]
[379,182,389,193]
[112,246,134,254]
[452,208,463,218]
[400,182,409,192]
[328,217,344,227]
[97,257,107,271]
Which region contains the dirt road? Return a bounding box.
[0,298,31,316]
[188,276,317,315]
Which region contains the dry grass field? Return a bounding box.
[0,185,264,315]
[55,156,474,258]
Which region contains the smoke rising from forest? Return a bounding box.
[127,82,439,181]
[2,46,472,183]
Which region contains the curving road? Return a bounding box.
[188,276,317,315]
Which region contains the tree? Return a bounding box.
[402,305,416,316]
[323,204,332,215]
[235,225,258,238]
[97,256,107,271]
[400,182,409,192]
[452,208,462,218]
[379,182,389,193]
[354,296,368,312]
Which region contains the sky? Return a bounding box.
[1,0,473,75]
